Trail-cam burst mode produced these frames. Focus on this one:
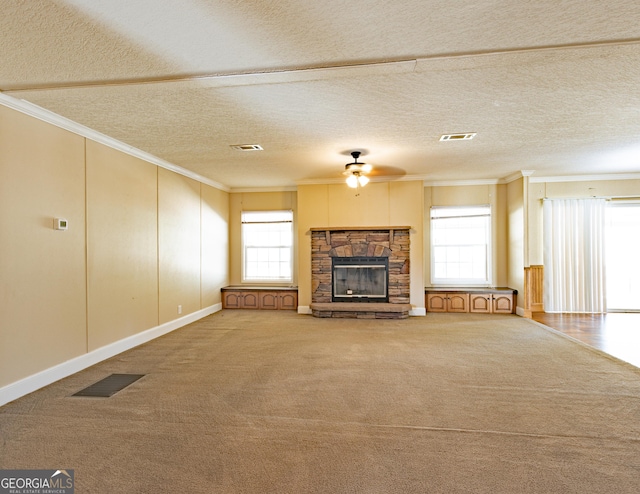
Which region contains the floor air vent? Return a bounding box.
[72,374,145,398]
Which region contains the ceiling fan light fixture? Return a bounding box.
[346,174,359,188]
[344,151,371,188]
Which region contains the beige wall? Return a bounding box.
[424,184,508,288]
[507,178,525,307]
[0,105,87,387]
[201,184,230,307]
[228,191,297,286]
[0,104,229,390]
[297,186,329,307]
[158,169,203,324]
[297,181,424,311]
[86,141,159,350]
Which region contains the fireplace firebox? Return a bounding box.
[332,257,389,303]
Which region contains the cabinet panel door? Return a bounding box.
[470,294,492,313]
[242,292,259,309]
[493,294,514,314]
[427,294,448,312]
[279,292,298,310]
[447,293,469,312]
[259,292,279,309]
[223,292,242,309]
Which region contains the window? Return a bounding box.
[242,210,293,282]
[430,205,491,285]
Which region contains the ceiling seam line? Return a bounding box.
[4,37,640,93]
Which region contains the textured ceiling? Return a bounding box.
[2,0,640,190]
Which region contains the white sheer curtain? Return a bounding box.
[543,198,606,313]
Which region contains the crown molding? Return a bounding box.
[245,171,640,191]
[423,178,501,187]
[424,170,534,187]
[296,174,429,186]
[230,186,298,193]
[233,171,640,190]
[0,93,230,193]
[530,173,640,183]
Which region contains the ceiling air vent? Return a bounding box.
[230,144,263,151]
[439,133,476,141]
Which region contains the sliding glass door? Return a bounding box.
[606,202,640,311]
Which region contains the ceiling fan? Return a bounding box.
[343,151,373,188]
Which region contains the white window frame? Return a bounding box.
[430,205,492,286]
[241,210,293,283]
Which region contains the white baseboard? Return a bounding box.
[0,304,222,408]
[515,306,525,317]
[298,306,312,315]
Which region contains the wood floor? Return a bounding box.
[532,312,640,369]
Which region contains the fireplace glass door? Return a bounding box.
[332,257,389,302]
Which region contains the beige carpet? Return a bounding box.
[1,311,639,493]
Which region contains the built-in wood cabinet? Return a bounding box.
[222,287,298,310]
[468,293,514,314]
[426,288,516,314]
[222,290,259,309]
[258,291,298,310]
[426,293,470,313]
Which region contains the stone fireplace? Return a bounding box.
[310,227,411,318]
